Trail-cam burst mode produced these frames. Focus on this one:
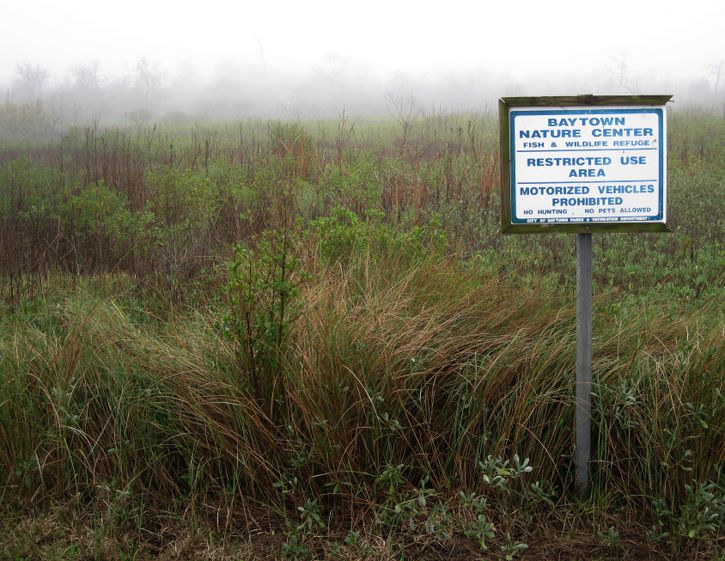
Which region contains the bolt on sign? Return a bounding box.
[499,95,672,233]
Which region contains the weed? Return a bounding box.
[464,513,496,551]
[500,533,529,560]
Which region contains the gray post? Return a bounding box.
[575,233,593,500]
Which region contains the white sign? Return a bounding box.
[509,106,666,225]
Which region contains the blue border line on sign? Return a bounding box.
[517,180,658,185]
[518,148,658,153]
[509,108,665,225]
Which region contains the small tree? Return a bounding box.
[13,62,49,101]
[134,57,164,99]
[385,93,421,154]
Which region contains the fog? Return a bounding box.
[1,0,723,125]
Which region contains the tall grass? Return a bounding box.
[0,108,723,557]
[1,252,721,519]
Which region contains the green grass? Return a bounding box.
[0,107,723,559]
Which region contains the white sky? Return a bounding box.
[1,0,724,88]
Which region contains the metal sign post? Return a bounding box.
[575,232,593,500]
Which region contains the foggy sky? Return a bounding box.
[1,0,723,119]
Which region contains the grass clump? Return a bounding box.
[1,245,722,558]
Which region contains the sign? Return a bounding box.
[497,95,672,499]
[499,96,671,233]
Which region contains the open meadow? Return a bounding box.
[0,104,723,560]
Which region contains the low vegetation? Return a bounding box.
[1,107,723,559]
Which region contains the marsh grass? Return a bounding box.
[1,249,722,556]
[0,108,723,558]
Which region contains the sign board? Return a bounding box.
[499,95,672,233]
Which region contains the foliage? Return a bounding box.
[0,107,723,558]
[0,100,59,142]
[222,227,308,407]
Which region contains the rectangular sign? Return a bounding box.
[499,96,671,233]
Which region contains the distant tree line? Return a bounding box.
[1,57,723,141]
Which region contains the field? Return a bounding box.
[0,103,723,560]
